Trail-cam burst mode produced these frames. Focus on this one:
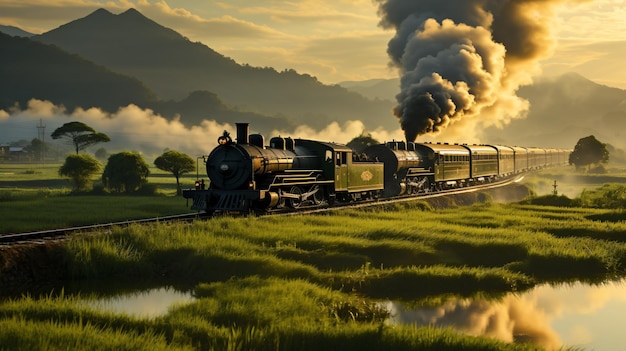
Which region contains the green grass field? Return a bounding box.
[0,163,198,233]
[2,162,626,350]
[7,202,619,350]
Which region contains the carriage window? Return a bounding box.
[336,152,341,166]
[325,150,332,162]
[342,152,348,164]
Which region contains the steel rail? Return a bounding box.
[0,213,202,245]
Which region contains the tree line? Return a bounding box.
[54,121,194,195]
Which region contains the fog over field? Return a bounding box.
[0,99,408,158]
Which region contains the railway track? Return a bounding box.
[0,213,202,246]
[0,175,525,246]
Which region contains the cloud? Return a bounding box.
[271,120,404,145]
[0,99,233,158]
[0,100,406,158]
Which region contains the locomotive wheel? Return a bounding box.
[311,184,325,205]
[419,177,430,193]
[410,177,420,194]
[288,186,303,208]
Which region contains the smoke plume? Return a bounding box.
[376,0,588,141]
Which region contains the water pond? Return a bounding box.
[87,286,194,318]
[90,280,626,350]
[384,280,626,350]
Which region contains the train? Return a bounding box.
[182,123,571,214]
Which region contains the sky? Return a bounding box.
[1,0,625,87]
[1,0,626,156]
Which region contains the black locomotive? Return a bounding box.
[183,123,570,214]
[183,123,384,214]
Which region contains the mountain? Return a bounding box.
[0,24,33,37]
[482,73,626,149]
[0,31,290,135]
[0,32,158,112]
[338,78,398,102]
[34,8,396,130]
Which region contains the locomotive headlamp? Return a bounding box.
[220,164,229,172]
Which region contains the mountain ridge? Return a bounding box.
[34,8,396,130]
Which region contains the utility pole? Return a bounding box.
[552,180,558,196]
[37,118,46,164]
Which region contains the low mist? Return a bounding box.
[0,99,408,159]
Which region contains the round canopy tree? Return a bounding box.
[102,152,150,193]
[154,150,195,195]
[569,135,609,171]
[51,121,110,154]
[347,133,379,154]
[58,154,102,192]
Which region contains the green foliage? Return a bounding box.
[579,183,626,208]
[58,154,102,192]
[569,135,609,170]
[102,152,150,193]
[347,133,379,154]
[521,195,577,207]
[154,150,195,195]
[51,121,111,154]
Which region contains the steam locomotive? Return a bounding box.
[182,123,570,214]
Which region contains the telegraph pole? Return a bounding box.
[36,118,46,164]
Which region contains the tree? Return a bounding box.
[154,150,195,195]
[102,152,150,193]
[24,138,48,162]
[94,147,109,161]
[58,154,102,192]
[51,121,111,154]
[347,133,379,154]
[569,135,609,171]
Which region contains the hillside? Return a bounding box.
[0,30,290,135]
[0,25,33,37]
[34,8,396,130]
[0,32,158,112]
[482,73,626,149]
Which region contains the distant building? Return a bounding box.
[0,145,30,162]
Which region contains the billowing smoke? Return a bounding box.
[376,0,588,142]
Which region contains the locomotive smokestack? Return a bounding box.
[236,123,249,145]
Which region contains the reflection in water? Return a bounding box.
[87,287,194,318]
[384,280,626,351]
